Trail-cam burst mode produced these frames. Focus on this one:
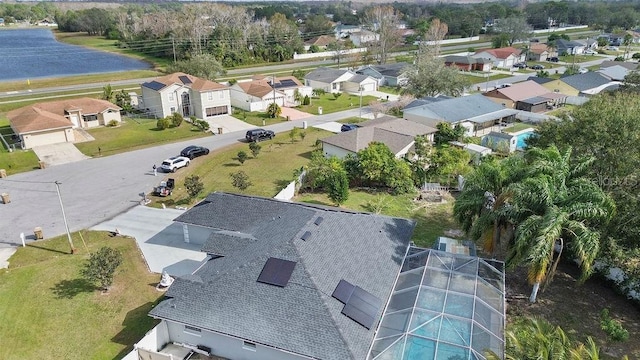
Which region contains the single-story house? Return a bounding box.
[527,43,554,61]
[403,94,519,137]
[483,80,567,109]
[600,61,639,71]
[558,72,620,96]
[356,62,410,87]
[554,39,586,55]
[129,192,505,360]
[230,77,286,112]
[335,23,361,39]
[403,96,453,110]
[481,131,518,153]
[303,35,335,51]
[7,97,121,149]
[575,38,599,50]
[304,68,378,94]
[272,76,313,106]
[473,47,524,69]
[443,55,492,72]
[598,65,632,81]
[140,72,230,119]
[350,30,379,46]
[321,116,437,159]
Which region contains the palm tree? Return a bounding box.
[507,146,615,303]
[453,156,525,256]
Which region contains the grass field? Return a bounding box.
[74,117,210,157]
[231,108,288,127]
[0,231,162,360]
[296,93,377,115]
[503,122,536,133]
[0,118,40,174]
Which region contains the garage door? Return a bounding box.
[24,131,68,149]
[361,82,376,92]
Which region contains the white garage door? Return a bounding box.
[361,82,377,92]
[24,131,68,149]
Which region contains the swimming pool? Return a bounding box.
[515,131,534,150]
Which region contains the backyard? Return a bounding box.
[0,231,162,360]
[0,119,40,174]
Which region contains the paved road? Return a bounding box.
[0,107,368,250]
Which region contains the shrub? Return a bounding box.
[156,117,171,130]
[237,151,248,165]
[171,112,184,127]
[80,247,123,291]
[632,52,640,59]
[600,308,629,341]
[614,56,625,62]
[195,119,210,132]
[312,88,326,97]
[249,142,261,158]
[289,127,300,142]
[228,78,238,85]
[185,175,204,199]
[230,171,252,191]
[267,102,282,118]
[303,95,311,105]
[300,130,306,141]
[107,120,119,127]
[333,92,342,99]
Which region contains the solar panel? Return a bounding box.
[301,231,312,241]
[143,81,165,91]
[280,79,297,87]
[257,258,296,287]
[179,75,192,84]
[314,217,324,226]
[352,286,383,312]
[340,285,382,329]
[342,302,376,329]
[332,279,355,303]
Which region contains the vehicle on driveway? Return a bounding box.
[530,64,545,70]
[180,145,209,159]
[160,156,190,173]
[340,124,359,132]
[245,129,275,142]
[584,49,598,55]
[513,62,528,69]
[547,57,559,62]
[579,68,589,74]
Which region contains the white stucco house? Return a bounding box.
[140,72,230,119]
[230,78,286,112]
[304,68,378,94]
[7,97,121,149]
[473,47,524,69]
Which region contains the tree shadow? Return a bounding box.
[274,179,291,189]
[298,150,314,160]
[222,162,241,167]
[51,278,98,299]
[112,301,162,359]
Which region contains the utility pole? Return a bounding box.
[359,86,363,118]
[54,181,76,254]
[172,36,177,64]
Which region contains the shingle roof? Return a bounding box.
[235,79,281,98]
[349,74,371,83]
[305,35,335,47]
[598,65,630,81]
[529,43,550,55]
[475,46,521,59]
[520,96,550,105]
[403,94,506,123]
[305,67,352,83]
[600,61,639,70]
[444,55,485,65]
[403,96,451,109]
[322,127,415,154]
[358,116,437,136]
[7,97,120,134]
[150,192,415,360]
[486,80,551,102]
[357,63,410,78]
[143,72,226,92]
[559,72,612,91]
[526,76,554,85]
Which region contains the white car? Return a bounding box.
[584,49,598,55]
[578,68,589,74]
[160,156,190,173]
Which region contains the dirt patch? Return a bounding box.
[506,261,640,359]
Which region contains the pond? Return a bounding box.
[0,28,150,82]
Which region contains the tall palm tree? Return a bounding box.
[507,146,615,302]
[453,156,525,256]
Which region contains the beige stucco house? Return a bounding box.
[229,78,286,112]
[140,72,230,119]
[304,68,378,94]
[7,97,121,149]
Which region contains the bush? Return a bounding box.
[333,92,342,99]
[237,151,248,165]
[230,171,251,191]
[185,175,204,199]
[107,120,119,127]
[171,112,184,127]
[249,142,261,158]
[194,119,210,132]
[614,56,625,61]
[312,88,326,97]
[228,78,238,85]
[80,247,123,291]
[632,53,640,59]
[156,117,171,130]
[303,95,311,105]
[600,308,629,341]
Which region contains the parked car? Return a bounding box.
[340,124,359,132]
[499,83,512,88]
[606,46,619,51]
[513,62,528,69]
[245,128,275,142]
[160,156,190,173]
[578,68,589,74]
[584,49,598,55]
[180,145,209,159]
[547,57,559,62]
[530,64,545,70]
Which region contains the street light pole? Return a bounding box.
[54,181,76,254]
[359,86,363,118]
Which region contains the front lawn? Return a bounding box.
[559,54,601,63]
[296,93,377,115]
[231,108,287,127]
[0,231,162,360]
[74,117,210,157]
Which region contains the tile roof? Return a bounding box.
[143,72,226,92]
[559,72,612,91]
[403,94,506,123]
[305,67,352,84]
[322,127,415,154]
[150,192,415,360]
[475,46,521,59]
[7,97,120,134]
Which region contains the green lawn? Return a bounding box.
[74,117,210,157]
[0,231,162,360]
[0,119,40,174]
[559,54,601,63]
[464,73,512,87]
[296,190,458,247]
[379,86,402,95]
[231,108,288,127]
[503,123,536,133]
[296,93,377,115]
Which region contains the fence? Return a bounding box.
[293,48,367,60]
[565,96,590,106]
[532,25,589,34]
[414,36,480,46]
[273,169,307,201]
[0,133,12,152]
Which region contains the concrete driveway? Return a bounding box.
[281,107,313,121]
[32,143,90,167]
[313,121,343,133]
[90,205,207,276]
[206,115,254,134]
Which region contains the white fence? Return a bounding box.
[532,25,589,34]
[293,48,367,60]
[565,96,590,106]
[415,36,480,46]
[274,169,306,201]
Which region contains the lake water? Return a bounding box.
[0,28,151,82]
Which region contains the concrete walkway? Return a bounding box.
[90,205,207,277]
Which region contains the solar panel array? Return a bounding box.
[178,75,193,84]
[144,81,165,91]
[274,79,298,89]
[332,279,382,329]
[257,258,296,287]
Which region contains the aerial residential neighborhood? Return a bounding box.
[0,1,639,360]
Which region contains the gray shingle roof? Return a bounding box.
[150,192,415,360]
[527,76,554,85]
[403,96,451,110]
[305,67,352,84]
[560,72,612,91]
[403,94,505,123]
[349,74,370,83]
[600,61,639,70]
[322,127,415,154]
[358,116,437,136]
[520,96,549,105]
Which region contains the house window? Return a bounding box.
[82,114,98,122]
[206,106,228,117]
[208,92,213,101]
[332,83,337,90]
[168,93,174,101]
[243,341,256,351]
[184,325,202,336]
[170,107,176,113]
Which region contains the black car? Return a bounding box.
[547,57,559,62]
[513,62,528,69]
[530,64,545,70]
[340,124,359,132]
[180,145,209,159]
[246,128,275,142]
